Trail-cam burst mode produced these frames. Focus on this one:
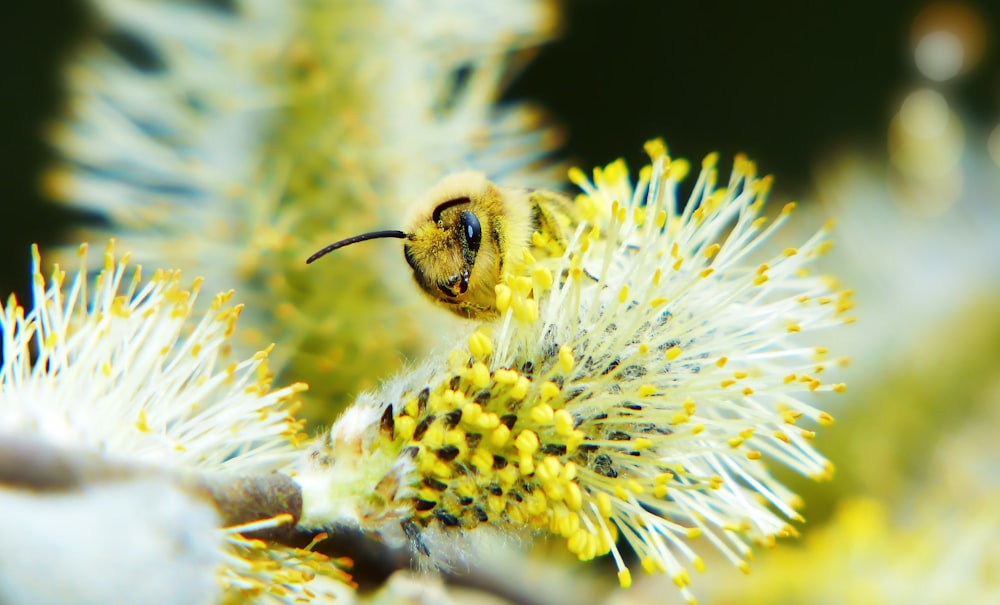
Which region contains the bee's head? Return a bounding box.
[404,197,482,299]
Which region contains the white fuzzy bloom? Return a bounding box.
[0,242,303,472]
[296,142,852,604]
[0,242,348,605]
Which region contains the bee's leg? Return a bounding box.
[455,300,497,320]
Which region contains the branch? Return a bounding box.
[0,434,302,540]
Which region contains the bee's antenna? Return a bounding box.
[306,230,408,264]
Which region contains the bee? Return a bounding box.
[306,171,576,319]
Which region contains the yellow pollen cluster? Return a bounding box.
[383,335,638,560]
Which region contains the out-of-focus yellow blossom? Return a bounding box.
[700,377,1000,605]
[294,142,852,604]
[769,150,1000,518]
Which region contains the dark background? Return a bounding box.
[2,0,997,306]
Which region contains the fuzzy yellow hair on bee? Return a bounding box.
[307,171,575,319]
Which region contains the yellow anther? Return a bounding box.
[470,448,494,473]
[506,504,526,526]
[514,429,540,454]
[421,424,444,448]
[495,284,512,312]
[672,569,690,588]
[669,158,690,181]
[497,465,519,487]
[468,362,491,389]
[617,569,632,589]
[665,346,682,361]
[513,297,539,323]
[542,456,563,480]
[596,491,613,518]
[431,460,453,478]
[562,461,578,481]
[468,331,493,359]
[135,409,149,432]
[511,275,533,294]
[490,424,511,448]
[644,138,667,160]
[445,428,466,448]
[487,494,506,515]
[638,384,656,397]
[530,403,555,425]
[494,368,518,384]
[533,266,554,291]
[461,402,483,425]
[519,454,535,476]
[510,376,531,400]
[475,412,500,431]
[633,437,653,450]
[558,345,575,373]
[541,381,562,402]
[554,409,574,436]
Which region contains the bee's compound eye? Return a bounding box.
[459,211,482,254]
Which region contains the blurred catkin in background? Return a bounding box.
[38,0,564,423]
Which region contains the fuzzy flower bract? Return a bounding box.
[296,141,853,603]
[0,242,348,604]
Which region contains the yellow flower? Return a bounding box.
[295,141,852,603]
